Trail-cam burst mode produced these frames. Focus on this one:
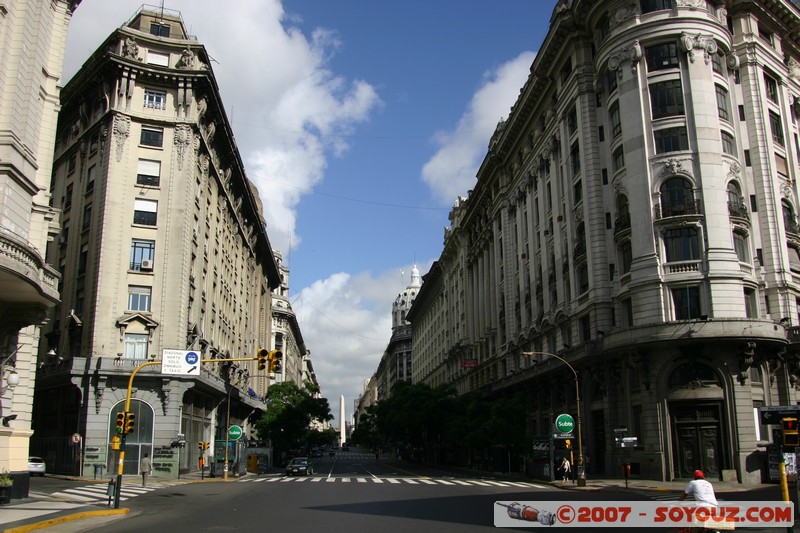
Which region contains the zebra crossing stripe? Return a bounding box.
[463,480,490,486]
[372,478,384,483]
[387,478,400,483]
[342,478,351,482]
[418,479,437,485]
[325,477,336,482]
[451,480,472,486]
[357,478,367,483]
[436,480,455,485]
[482,480,510,487]
[311,477,323,482]
[402,479,419,484]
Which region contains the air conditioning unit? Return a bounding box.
[140,259,154,271]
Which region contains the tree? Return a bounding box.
[254,381,332,456]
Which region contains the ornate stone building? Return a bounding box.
[33,7,281,479]
[0,0,81,498]
[270,251,309,387]
[409,0,800,483]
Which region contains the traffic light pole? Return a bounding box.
[113,356,257,509]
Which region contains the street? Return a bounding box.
[13,449,788,533]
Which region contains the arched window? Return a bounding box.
[660,177,695,217]
[783,200,798,233]
[574,222,587,259]
[616,195,630,232]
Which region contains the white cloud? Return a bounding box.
[421,51,536,204]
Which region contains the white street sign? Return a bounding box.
[162,349,201,375]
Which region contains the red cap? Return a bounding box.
[693,470,704,479]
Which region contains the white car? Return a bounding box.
[28,456,45,476]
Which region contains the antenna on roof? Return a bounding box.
[160,0,165,19]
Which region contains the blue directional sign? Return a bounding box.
[162,349,202,375]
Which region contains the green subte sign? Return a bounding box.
[555,413,575,434]
[228,425,243,441]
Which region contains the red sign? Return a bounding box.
[462,359,478,368]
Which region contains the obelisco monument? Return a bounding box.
[339,395,346,446]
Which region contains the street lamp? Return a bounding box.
[522,351,586,487]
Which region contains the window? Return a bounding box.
[130,239,155,271]
[769,111,784,147]
[609,101,622,137]
[660,177,695,216]
[561,58,573,83]
[672,285,701,320]
[733,231,749,262]
[124,333,149,359]
[147,51,170,67]
[144,89,167,110]
[764,74,778,103]
[82,204,92,231]
[650,80,684,118]
[90,132,99,154]
[86,164,96,193]
[133,199,158,226]
[573,179,583,204]
[654,126,689,153]
[744,288,757,318]
[78,244,88,275]
[664,227,701,262]
[738,105,745,121]
[711,52,723,74]
[570,141,580,175]
[721,131,736,155]
[646,42,679,71]
[68,153,77,173]
[623,298,633,327]
[758,24,774,47]
[65,183,73,209]
[150,22,170,37]
[612,146,625,172]
[577,264,589,293]
[567,107,578,135]
[640,0,672,13]
[137,159,161,187]
[776,154,788,178]
[140,127,164,147]
[128,285,152,312]
[784,200,798,234]
[715,85,730,121]
[606,69,617,93]
[620,240,633,274]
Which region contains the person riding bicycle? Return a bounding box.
[678,470,722,533]
[679,469,718,507]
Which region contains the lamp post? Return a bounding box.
[522,351,586,487]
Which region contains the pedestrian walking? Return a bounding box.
[559,456,571,483]
[140,452,152,487]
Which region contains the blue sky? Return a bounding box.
[63,0,558,428]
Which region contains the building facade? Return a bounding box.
[0,0,80,498]
[270,251,308,387]
[33,7,281,479]
[409,0,800,483]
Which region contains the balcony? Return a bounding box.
[728,198,750,221]
[614,213,631,236]
[573,241,587,261]
[654,200,702,220]
[0,228,60,328]
[664,260,702,275]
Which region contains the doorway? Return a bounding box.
[671,403,723,479]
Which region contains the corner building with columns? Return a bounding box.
[33,7,281,478]
[409,0,800,483]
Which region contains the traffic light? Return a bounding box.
[565,439,572,449]
[203,441,210,450]
[115,412,125,434]
[198,442,204,451]
[257,348,268,370]
[124,411,136,435]
[783,417,799,447]
[268,350,282,372]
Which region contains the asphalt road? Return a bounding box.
[22,451,799,532]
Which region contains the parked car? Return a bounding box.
[285,456,313,476]
[28,456,46,476]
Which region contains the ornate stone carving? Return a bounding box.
[161,379,171,415]
[174,124,193,171]
[610,1,638,26]
[728,161,741,179]
[680,32,718,64]
[660,158,693,178]
[94,384,104,414]
[112,115,130,162]
[788,57,800,81]
[608,40,642,77]
[736,342,756,385]
[676,0,706,10]
[197,152,210,179]
[176,47,196,69]
[121,36,140,60]
[781,182,793,199]
[727,53,740,70]
[196,97,208,122]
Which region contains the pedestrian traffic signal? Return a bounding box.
[565,439,572,449]
[115,412,125,434]
[783,417,799,447]
[257,348,268,370]
[198,441,204,451]
[124,412,136,435]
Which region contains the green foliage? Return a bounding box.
[255,381,333,453]
[0,470,12,487]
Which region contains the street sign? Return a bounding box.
[228,425,243,441]
[71,433,81,444]
[759,406,800,425]
[162,349,201,375]
[555,413,575,434]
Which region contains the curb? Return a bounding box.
[3,508,129,533]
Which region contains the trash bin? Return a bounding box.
[247,454,258,473]
[106,479,115,506]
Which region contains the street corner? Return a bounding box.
[3,508,130,533]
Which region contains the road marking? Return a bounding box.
[356,477,367,483]
[325,477,336,483]
[387,478,400,484]
[419,479,437,485]
[402,479,419,484]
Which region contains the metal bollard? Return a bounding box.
[106,478,115,506]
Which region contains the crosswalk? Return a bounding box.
[239,475,547,489]
[45,480,189,505]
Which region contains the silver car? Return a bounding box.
[28,456,45,476]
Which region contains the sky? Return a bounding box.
[62,0,559,429]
